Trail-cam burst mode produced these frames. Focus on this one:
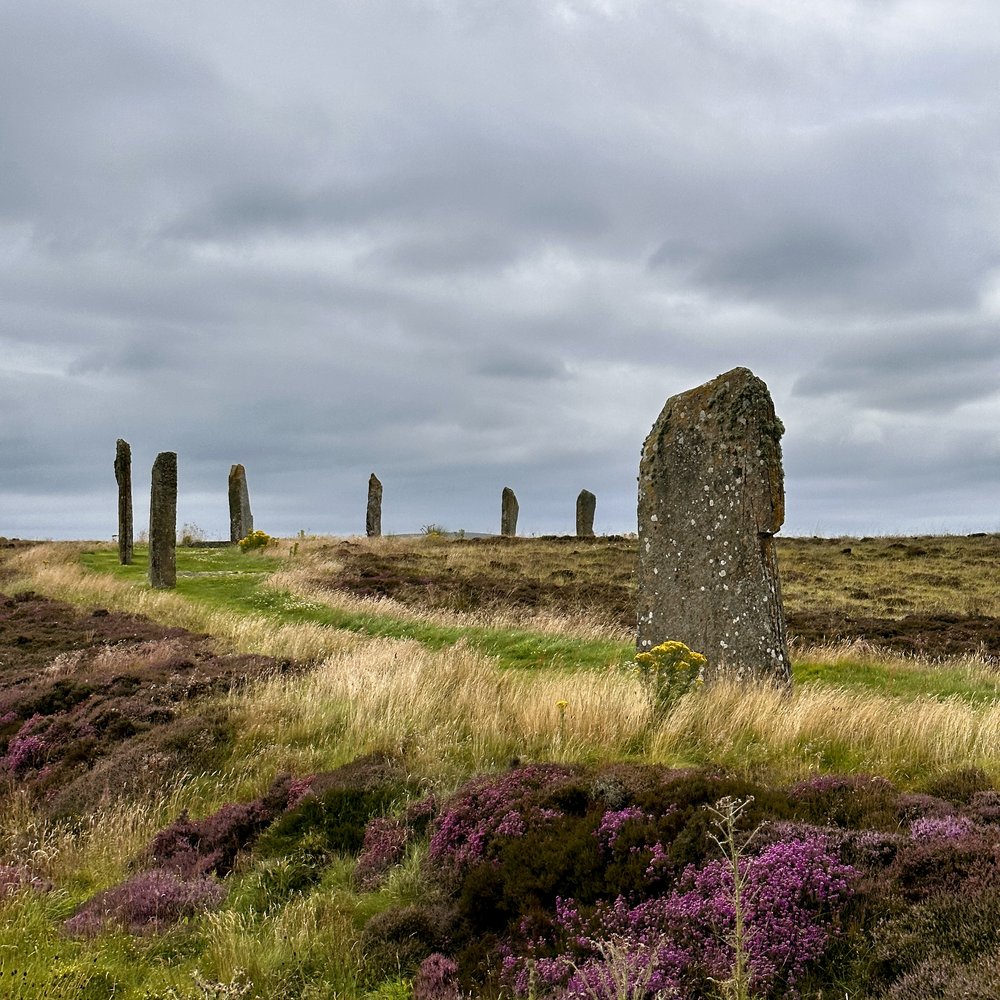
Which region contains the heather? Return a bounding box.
[3,537,1000,997]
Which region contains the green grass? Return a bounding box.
[78,544,1000,703]
[793,657,1000,705]
[79,546,634,673]
[4,537,1000,999]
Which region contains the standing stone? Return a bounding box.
[149,452,177,589]
[114,439,133,565]
[637,367,790,684]
[366,474,382,537]
[500,487,518,537]
[228,464,253,543]
[576,489,596,538]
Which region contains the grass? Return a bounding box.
[77,544,634,673]
[4,534,1000,998]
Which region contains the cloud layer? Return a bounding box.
[2,0,999,539]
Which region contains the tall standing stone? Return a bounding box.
[114,439,133,565]
[366,474,382,537]
[637,367,790,684]
[149,452,177,589]
[228,464,253,543]
[501,487,518,537]
[576,489,596,538]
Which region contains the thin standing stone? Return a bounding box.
[149,452,177,589]
[114,439,133,565]
[367,474,382,537]
[576,489,596,538]
[228,464,254,543]
[501,487,518,537]
[637,367,791,684]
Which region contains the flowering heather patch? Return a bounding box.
[593,807,653,853]
[2,715,47,775]
[64,868,225,936]
[0,863,51,897]
[412,953,460,1000]
[145,772,309,877]
[909,815,976,841]
[500,835,857,998]
[427,763,580,874]
[354,817,411,891]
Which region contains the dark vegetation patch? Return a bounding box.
[320,537,637,625]
[64,754,420,936]
[315,534,1000,659]
[0,591,291,818]
[786,610,1000,658]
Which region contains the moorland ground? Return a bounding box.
[1,533,1000,999]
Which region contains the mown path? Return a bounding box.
[81,546,635,673]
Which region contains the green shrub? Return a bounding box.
[360,904,455,981]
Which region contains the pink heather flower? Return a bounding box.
[64,869,225,936]
[909,815,976,841]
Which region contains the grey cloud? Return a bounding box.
[3,1,1000,539]
[791,327,1000,413]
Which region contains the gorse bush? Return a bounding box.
[632,641,706,719]
[238,530,272,552]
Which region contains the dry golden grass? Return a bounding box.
[226,637,650,788]
[652,679,1000,782]
[224,634,1000,790]
[0,785,188,889]
[8,538,1000,794]
[6,543,359,664]
[778,533,1000,619]
[265,551,632,642]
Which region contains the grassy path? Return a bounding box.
[81,546,635,672]
[78,544,1000,705]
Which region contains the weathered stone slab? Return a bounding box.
[114,439,133,565]
[501,487,518,537]
[366,474,382,537]
[149,452,177,589]
[228,464,253,543]
[576,489,596,538]
[637,367,790,684]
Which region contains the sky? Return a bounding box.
[2,0,999,541]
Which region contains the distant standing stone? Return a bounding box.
[637,367,791,684]
[576,489,596,538]
[367,474,382,537]
[501,487,519,537]
[228,464,253,543]
[114,438,133,565]
[149,452,177,589]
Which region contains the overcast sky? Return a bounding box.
[2,0,999,541]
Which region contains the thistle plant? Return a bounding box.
[707,795,759,1000]
[633,641,706,720]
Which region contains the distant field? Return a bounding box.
[294,531,1000,657]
